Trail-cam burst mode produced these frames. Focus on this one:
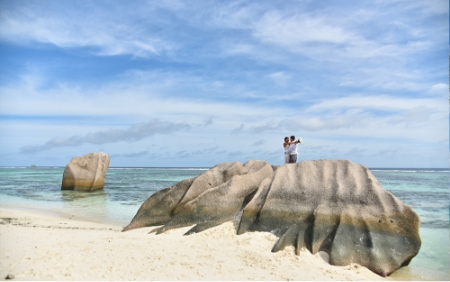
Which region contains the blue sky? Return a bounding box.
[0,0,448,168]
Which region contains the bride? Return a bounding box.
[283,136,291,164]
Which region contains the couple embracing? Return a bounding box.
[283,135,302,164]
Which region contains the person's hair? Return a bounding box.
[284,136,289,141]
[290,135,295,140]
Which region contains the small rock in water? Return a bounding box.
[61,152,110,191]
[5,274,15,279]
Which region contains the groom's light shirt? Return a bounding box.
[286,143,298,155]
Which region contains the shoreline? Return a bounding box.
[0,198,130,227]
[0,207,386,281]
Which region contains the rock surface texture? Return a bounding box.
[61,152,110,191]
[123,160,421,277]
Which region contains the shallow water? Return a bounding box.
[0,166,448,280]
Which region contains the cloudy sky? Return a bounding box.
[0,0,448,168]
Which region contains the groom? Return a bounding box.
[286,135,299,163]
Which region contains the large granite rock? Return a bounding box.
[61,152,110,191]
[123,160,421,277]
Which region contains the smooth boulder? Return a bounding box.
[61,152,110,191]
[123,160,421,277]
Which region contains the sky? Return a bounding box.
[0,0,448,168]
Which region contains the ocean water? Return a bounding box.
[0,166,448,280]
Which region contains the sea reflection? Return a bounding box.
[60,190,110,222]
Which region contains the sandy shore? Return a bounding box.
[0,208,384,281]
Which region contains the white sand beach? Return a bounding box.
[0,207,385,281]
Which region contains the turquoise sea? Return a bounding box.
[0,166,448,280]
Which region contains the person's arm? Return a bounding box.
[286,144,294,154]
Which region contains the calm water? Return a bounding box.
[0,166,448,280]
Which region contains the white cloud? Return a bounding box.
[0,69,284,120]
[254,12,357,46]
[207,1,257,30]
[337,67,428,92]
[3,68,446,150]
[267,71,290,86]
[224,43,255,56]
[429,83,448,96]
[282,114,367,132]
[306,95,444,113]
[0,4,173,58]
[252,11,436,64]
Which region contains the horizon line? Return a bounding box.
[1,165,448,170]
